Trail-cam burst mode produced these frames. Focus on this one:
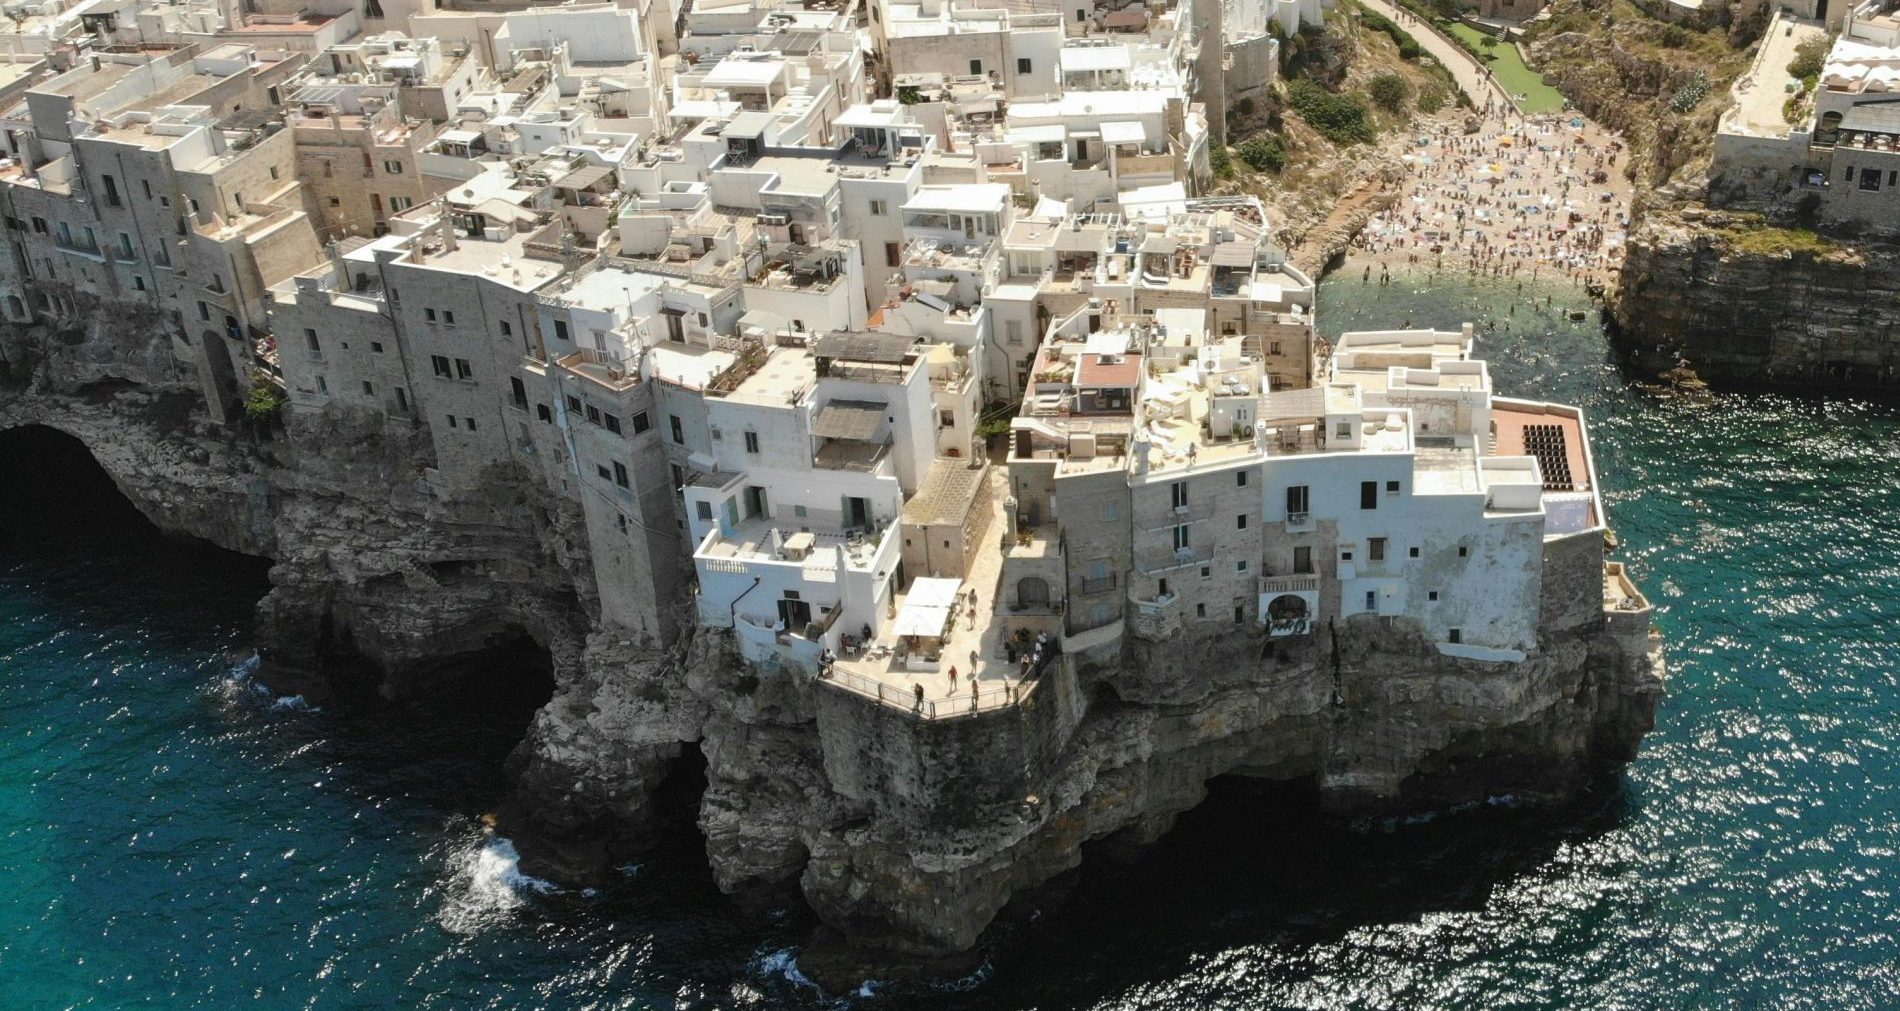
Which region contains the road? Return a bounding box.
[1352,0,1521,118]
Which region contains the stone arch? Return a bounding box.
[1017,576,1050,608]
[1267,593,1308,621]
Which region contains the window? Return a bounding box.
[1201,565,1211,579]
[696,501,713,520]
[132,276,145,291]
[885,241,901,267]
[101,174,120,206]
[371,341,384,354]
[1236,470,1248,487]
[465,417,476,431]
[454,358,472,380]
[383,159,404,174]
[1365,590,1377,611]
[1285,485,1309,517]
[612,462,630,488]
[316,376,328,394]
[30,216,45,234]
[586,404,601,424]
[442,310,455,325]
[614,513,628,533]
[1360,481,1378,509]
[269,166,280,180]
[537,404,551,422]
[1458,546,1469,558]
[969,59,983,75]
[1103,501,1119,520]
[1237,560,1248,572]
[744,430,760,453]
[1293,546,1312,573]
[1409,546,1420,558]
[631,411,651,434]
[670,415,684,444]
[499,321,512,337]
[1369,537,1386,562]
[362,380,375,396]
[939,410,955,427]
[425,308,437,322]
[869,199,887,215]
[604,414,622,435]
[553,320,569,342]
[1006,320,1023,345]
[1017,57,1032,74]
[389,196,412,212]
[1336,421,1352,440]
[566,395,583,414]
[596,464,612,481]
[1341,549,1354,562]
[448,414,459,429]
[1448,628,1462,644]
[119,233,134,257]
[510,376,528,409]
[140,179,152,199]
[395,388,408,413]
[431,354,452,378]
[1076,7,1086,20]
[1170,481,1188,509]
[1269,340,1282,355]
[1236,514,1248,530]
[1172,524,1190,551]
[1428,591,1439,601]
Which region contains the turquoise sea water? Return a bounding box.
[3,274,1898,1008]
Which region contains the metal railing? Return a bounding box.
[814,663,1036,719]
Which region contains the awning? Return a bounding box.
[1007,123,1067,145]
[560,164,615,191]
[812,400,887,441]
[1211,241,1255,267]
[891,603,953,638]
[907,577,964,608]
[1100,120,1146,146]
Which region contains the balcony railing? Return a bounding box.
[1257,574,1318,595]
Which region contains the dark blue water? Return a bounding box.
[4,274,1898,1009]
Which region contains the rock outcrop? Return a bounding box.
[1,306,1666,973]
[1613,210,1900,389]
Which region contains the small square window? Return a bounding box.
[1236,471,1249,487]
[372,341,384,354]
[1200,565,1211,579]
[1458,546,1469,558]
[1428,591,1439,601]
[1236,514,1248,530]
[1386,480,1400,495]
[1236,560,1248,572]
[1448,628,1463,644]
[425,308,437,322]
[1409,546,1420,558]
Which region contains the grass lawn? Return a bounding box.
[1445,23,1569,115]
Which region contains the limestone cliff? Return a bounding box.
[1613,210,1900,388]
[1,306,1665,971]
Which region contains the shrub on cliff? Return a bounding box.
[1787,36,1828,80]
[1669,72,1711,113]
[1287,79,1377,145]
[1357,7,1424,60]
[1237,135,1288,172]
[244,372,285,421]
[1370,73,1412,112]
[1417,83,1447,113]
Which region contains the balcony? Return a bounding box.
[557,347,639,391]
[1257,574,1318,595]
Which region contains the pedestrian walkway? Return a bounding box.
[1356,0,1521,116]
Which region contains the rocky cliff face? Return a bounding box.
[1613,211,1900,388]
[1,307,1666,975]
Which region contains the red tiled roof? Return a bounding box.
[1076,352,1141,388]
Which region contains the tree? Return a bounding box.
[1369,73,1412,113]
[1787,36,1828,81]
[1237,135,1288,172]
[1417,83,1447,114]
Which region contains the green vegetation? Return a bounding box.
[1669,71,1711,113]
[1787,35,1829,80]
[1417,82,1447,113]
[1357,7,1425,60]
[1719,223,1840,256]
[1444,23,1568,114]
[974,401,1018,440]
[1210,143,1235,179]
[244,371,285,421]
[1287,79,1377,145]
[1236,134,1289,172]
[1369,72,1412,112]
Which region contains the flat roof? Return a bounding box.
[904,184,1011,214]
[814,330,913,363]
[703,57,786,88]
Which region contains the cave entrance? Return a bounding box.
[0,423,271,586]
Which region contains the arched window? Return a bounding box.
[1017,576,1049,608]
